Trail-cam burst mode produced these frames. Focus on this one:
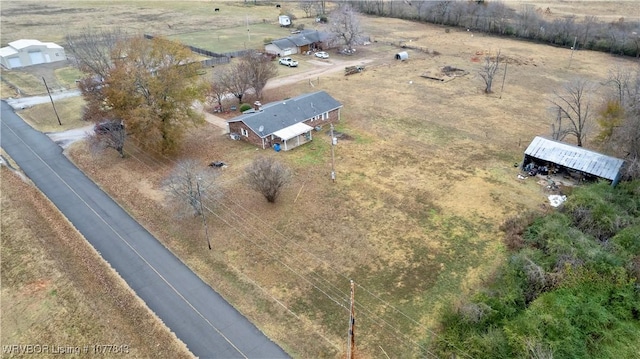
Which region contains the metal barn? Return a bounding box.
[523,136,625,186]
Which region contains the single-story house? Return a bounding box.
[522,136,625,186]
[265,30,330,56]
[227,91,342,151]
[0,39,66,69]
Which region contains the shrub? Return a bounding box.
[239,103,252,112]
[500,211,540,251]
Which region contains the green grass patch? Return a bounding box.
[19,96,86,132]
[0,70,46,96]
[169,23,293,53]
[288,134,330,166]
[54,67,83,89]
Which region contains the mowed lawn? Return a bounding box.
[2,1,638,358]
[168,23,296,54]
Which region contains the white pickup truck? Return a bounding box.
[278,57,298,67]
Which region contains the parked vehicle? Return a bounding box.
[278,57,298,67]
[315,51,329,59]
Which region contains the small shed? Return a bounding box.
[395,51,408,61]
[522,136,625,186]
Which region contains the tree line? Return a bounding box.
[351,0,640,57]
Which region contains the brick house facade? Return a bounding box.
[227,91,342,151]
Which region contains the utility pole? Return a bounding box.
[568,36,578,68]
[196,178,212,250]
[499,61,508,99]
[346,279,355,359]
[42,77,62,126]
[330,124,336,182]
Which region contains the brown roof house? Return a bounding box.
[227,91,342,151]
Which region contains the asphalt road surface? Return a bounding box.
[1,100,289,359]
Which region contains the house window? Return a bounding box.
[241,128,249,137]
[322,112,329,120]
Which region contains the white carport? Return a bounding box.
[272,122,314,151]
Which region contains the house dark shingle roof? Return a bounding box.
[271,30,330,50]
[227,91,342,137]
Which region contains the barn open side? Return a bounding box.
[522,136,625,186]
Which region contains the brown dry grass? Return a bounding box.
[18,96,86,132]
[0,1,297,45]
[3,1,639,358]
[67,16,639,356]
[0,168,193,359]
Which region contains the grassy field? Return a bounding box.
[0,70,46,96]
[169,23,297,53]
[0,1,305,45]
[0,167,193,359]
[2,1,639,358]
[18,96,86,132]
[66,28,638,359]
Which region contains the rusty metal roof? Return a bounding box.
[524,136,624,181]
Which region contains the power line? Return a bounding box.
[113,138,474,358]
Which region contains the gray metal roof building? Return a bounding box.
[523,136,625,185]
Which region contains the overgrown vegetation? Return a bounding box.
[596,65,640,180]
[430,181,640,358]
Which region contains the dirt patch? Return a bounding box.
[421,65,469,82]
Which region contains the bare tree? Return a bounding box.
[317,0,327,15]
[207,71,227,112]
[601,65,640,179]
[245,156,291,203]
[219,63,252,104]
[165,159,219,217]
[550,106,570,141]
[329,4,363,52]
[479,49,501,93]
[606,65,634,107]
[65,28,127,79]
[88,120,126,158]
[243,51,278,100]
[299,0,315,18]
[548,78,595,147]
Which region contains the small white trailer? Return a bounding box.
[278,15,291,27]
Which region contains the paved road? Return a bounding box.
[0,100,289,359]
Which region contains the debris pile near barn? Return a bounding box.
[421,66,468,82]
[345,65,365,76]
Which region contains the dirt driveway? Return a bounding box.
[265,56,373,90]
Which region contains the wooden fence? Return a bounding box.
[143,34,255,67]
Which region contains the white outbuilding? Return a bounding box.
[0,39,67,69]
